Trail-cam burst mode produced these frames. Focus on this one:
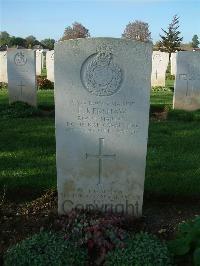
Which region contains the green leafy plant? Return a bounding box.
[166,73,175,80]
[4,231,87,266]
[168,216,200,266]
[105,232,173,266]
[37,76,54,90]
[151,86,172,92]
[59,210,127,264]
[0,82,8,90]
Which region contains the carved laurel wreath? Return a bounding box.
[14,52,27,66]
[82,51,122,96]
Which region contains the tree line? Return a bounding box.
[0,32,55,50]
[0,16,199,54]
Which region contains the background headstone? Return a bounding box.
[170,52,177,75]
[46,50,54,82]
[7,49,37,106]
[151,51,169,86]
[173,51,200,111]
[41,51,45,70]
[0,51,8,83]
[36,50,42,75]
[55,38,152,216]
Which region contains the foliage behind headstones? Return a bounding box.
[122,20,151,42]
[159,15,183,57]
[60,22,90,41]
[191,34,200,48]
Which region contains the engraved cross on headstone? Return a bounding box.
[179,74,191,97]
[17,80,25,97]
[155,69,158,80]
[86,138,116,184]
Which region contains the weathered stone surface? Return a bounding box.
[151,51,169,86]
[170,52,177,75]
[46,50,54,82]
[55,38,152,216]
[0,51,8,82]
[7,49,37,106]
[173,51,200,111]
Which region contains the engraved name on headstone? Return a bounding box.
[7,49,37,106]
[55,38,152,216]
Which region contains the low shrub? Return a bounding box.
[150,104,171,114]
[0,102,42,118]
[105,232,173,266]
[151,86,172,92]
[168,216,200,266]
[168,109,200,122]
[37,76,54,90]
[59,210,127,264]
[4,231,87,266]
[166,73,175,80]
[0,82,8,89]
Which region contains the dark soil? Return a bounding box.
[1,190,199,265]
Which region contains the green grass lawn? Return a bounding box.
[150,91,173,107]
[0,87,200,201]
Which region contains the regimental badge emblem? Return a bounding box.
[14,51,27,66]
[81,48,122,96]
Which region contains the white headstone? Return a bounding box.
[173,51,200,111]
[46,50,54,82]
[151,51,169,86]
[36,50,42,75]
[55,38,152,217]
[0,51,8,83]
[170,52,177,75]
[7,49,37,106]
[41,51,45,69]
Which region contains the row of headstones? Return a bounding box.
[0,49,55,83]
[0,49,181,88]
[0,49,176,87]
[152,50,200,110]
[1,38,200,217]
[1,48,199,111]
[0,49,174,86]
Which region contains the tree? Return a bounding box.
[60,22,90,41]
[191,35,199,48]
[122,20,151,42]
[25,35,37,48]
[10,37,27,47]
[0,31,10,46]
[159,15,183,57]
[41,38,55,50]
